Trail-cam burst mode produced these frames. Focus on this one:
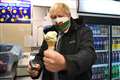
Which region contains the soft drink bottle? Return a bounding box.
[116,65,119,78]
[104,66,109,80]
[119,51,120,62]
[119,64,120,78]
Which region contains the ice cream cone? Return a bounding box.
[47,40,56,49]
[44,31,57,49]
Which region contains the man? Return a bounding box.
[27,3,96,80]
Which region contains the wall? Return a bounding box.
[0,23,32,52]
[32,6,49,47]
[31,0,78,18]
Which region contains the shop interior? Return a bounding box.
[0,0,120,80]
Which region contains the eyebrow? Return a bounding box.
[51,14,65,18]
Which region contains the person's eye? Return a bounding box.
[58,15,64,17]
[51,16,56,19]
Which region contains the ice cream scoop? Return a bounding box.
[44,31,57,49]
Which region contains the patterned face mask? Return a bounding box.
[52,17,71,32]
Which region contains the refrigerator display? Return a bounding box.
[87,24,110,80]
[112,25,120,80]
[77,0,120,79]
[86,24,120,80]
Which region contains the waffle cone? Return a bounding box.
[47,41,56,49]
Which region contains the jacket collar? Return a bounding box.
[67,17,80,34]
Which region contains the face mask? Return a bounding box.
[52,17,71,32]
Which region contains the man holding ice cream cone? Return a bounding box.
[27,3,96,80]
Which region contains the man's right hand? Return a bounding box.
[27,64,40,77]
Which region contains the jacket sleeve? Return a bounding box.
[64,27,97,77]
[31,40,48,79]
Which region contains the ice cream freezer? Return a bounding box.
[0,43,22,80]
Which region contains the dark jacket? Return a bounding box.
[33,18,97,80]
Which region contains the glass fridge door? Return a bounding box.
[112,25,120,80]
[87,24,110,80]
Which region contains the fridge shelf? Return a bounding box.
[112,62,120,65]
[92,64,108,68]
[96,50,108,53]
[112,77,120,80]
[112,49,120,51]
[93,35,108,37]
[112,35,120,37]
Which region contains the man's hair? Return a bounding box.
[49,3,71,17]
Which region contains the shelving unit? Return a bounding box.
[77,16,120,80]
[86,24,110,80]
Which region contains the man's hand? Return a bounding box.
[27,64,40,77]
[43,49,66,72]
